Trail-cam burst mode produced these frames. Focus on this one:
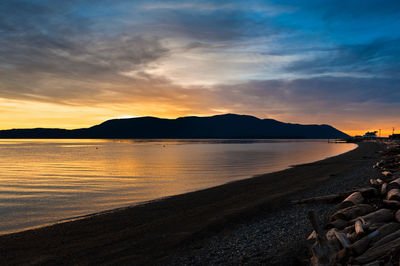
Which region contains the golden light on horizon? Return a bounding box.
[1,96,397,138]
[344,130,397,138]
[0,97,226,130]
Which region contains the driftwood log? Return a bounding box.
[328,219,348,230]
[333,230,351,249]
[395,209,400,223]
[372,229,400,248]
[342,225,355,234]
[363,261,382,266]
[386,188,400,201]
[355,237,400,264]
[306,143,400,265]
[330,204,374,222]
[338,192,364,209]
[293,187,377,205]
[380,183,387,195]
[308,211,336,265]
[354,220,365,237]
[387,177,400,190]
[353,209,393,226]
[370,223,400,242]
[382,199,400,208]
[357,187,378,197]
[325,229,342,252]
[292,192,350,204]
[350,223,400,256]
[350,231,377,255]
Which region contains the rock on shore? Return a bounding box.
[169,143,383,265]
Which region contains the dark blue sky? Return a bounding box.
[0,0,399,134]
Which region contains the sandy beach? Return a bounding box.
[0,141,383,265]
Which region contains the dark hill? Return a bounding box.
[0,114,349,139]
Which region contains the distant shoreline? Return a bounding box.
[0,142,380,265]
[0,114,350,139]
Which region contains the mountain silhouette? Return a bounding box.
[0,114,349,139]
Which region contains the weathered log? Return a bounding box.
[354,220,365,237]
[383,176,397,185]
[369,222,400,242]
[350,230,378,255]
[382,199,400,208]
[395,209,400,223]
[356,187,378,197]
[381,183,387,195]
[325,229,342,252]
[332,234,352,265]
[387,177,400,190]
[328,219,348,230]
[346,232,357,243]
[342,225,355,234]
[294,188,377,205]
[355,236,400,264]
[363,260,381,266]
[372,229,400,248]
[367,223,385,232]
[330,204,374,222]
[305,144,400,265]
[338,192,364,209]
[351,222,400,256]
[335,248,350,264]
[334,230,351,249]
[386,188,400,201]
[292,192,350,204]
[308,211,336,265]
[308,211,325,242]
[353,209,393,226]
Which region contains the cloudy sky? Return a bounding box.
[1,0,400,135]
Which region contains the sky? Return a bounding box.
[1,0,400,136]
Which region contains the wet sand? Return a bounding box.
[0,142,382,265]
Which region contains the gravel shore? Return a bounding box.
[169,143,383,265]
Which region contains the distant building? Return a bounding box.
[363,131,378,139]
[390,134,400,140]
[349,131,379,142]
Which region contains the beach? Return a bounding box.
[0,141,382,265]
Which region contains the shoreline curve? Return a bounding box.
[0,142,381,265]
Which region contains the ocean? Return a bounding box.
[0,139,356,234]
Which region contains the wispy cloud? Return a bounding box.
[0,0,400,134]
[141,1,295,16]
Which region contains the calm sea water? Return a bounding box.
[0,139,356,234]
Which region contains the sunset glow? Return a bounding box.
[1,1,399,136]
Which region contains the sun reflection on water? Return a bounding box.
[0,139,356,234]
